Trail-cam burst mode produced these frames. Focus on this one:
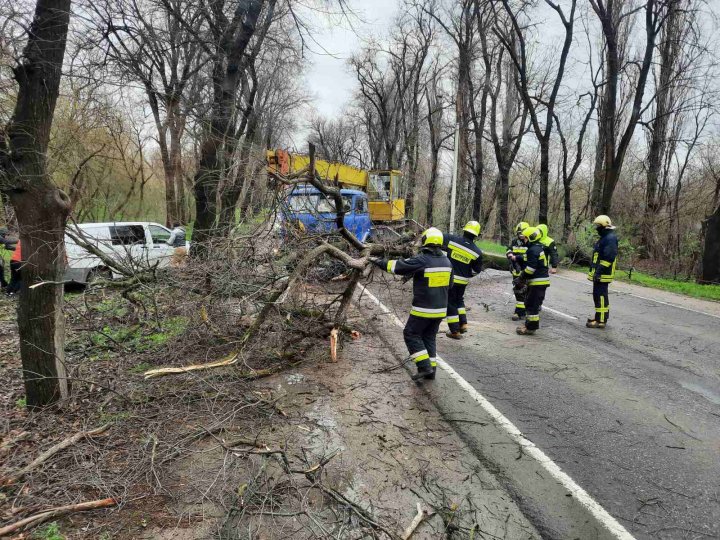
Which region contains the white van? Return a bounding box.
[64,222,181,283]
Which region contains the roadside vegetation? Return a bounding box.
[475,238,720,302]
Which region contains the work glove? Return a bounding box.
[368,256,384,268]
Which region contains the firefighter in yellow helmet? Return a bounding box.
[515,227,550,335]
[441,220,483,339]
[586,215,618,329]
[370,227,453,381]
[506,221,529,320]
[536,224,559,274]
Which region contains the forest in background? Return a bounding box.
[2,0,720,281]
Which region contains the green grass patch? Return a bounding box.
[574,265,720,302]
[475,239,506,255]
[32,522,64,540]
[90,316,189,353]
[15,396,26,409]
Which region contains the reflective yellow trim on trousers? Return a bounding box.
[430,357,437,367]
[410,306,447,318]
[599,260,612,267]
[410,349,429,363]
[387,260,397,273]
[457,308,466,315]
[529,278,550,286]
[446,315,460,324]
[516,302,525,309]
[413,352,430,363]
[526,314,540,322]
[597,296,608,323]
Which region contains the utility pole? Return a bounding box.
[449,122,459,233]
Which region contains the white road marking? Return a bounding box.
[502,292,578,320]
[553,274,720,321]
[356,283,636,540]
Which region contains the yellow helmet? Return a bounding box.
[514,221,530,235]
[537,223,548,238]
[593,215,614,228]
[421,227,444,246]
[521,226,542,243]
[463,220,481,237]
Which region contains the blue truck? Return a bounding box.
[280,185,372,243]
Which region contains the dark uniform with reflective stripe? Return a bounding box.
[442,233,483,333]
[519,241,550,331]
[538,228,559,270]
[587,228,618,323]
[377,247,453,371]
[506,239,528,317]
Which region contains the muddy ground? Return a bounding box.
[1,282,538,539]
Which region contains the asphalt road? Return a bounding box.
[366,268,720,540]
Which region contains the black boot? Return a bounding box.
[411,365,435,382]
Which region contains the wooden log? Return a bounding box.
[0,497,117,537]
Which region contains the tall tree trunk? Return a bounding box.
[426,146,440,225]
[1,0,73,408]
[495,167,510,246]
[562,179,572,243]
[191,0,265,255]
[701,204,720,284]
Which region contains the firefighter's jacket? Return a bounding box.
[519,242,550,286]
[506,238,527,277]
[588,228,618,283]
[379,247,453,318]
[442,234,483,286]
[538,231,559,268]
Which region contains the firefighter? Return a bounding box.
[371,227,453,381]
[515,227,550,336]
[442,220,483,339]
[506,221,529,320]
[586,215,618,329]
[537,224,559,274]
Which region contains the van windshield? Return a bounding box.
[287,194,353,214]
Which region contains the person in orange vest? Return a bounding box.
[6,240,23,296]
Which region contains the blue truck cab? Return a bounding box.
[281,185,372,243]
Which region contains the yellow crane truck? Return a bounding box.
[267,150,409,240]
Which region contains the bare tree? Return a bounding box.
[494,0,578,225]
[91,0,206,226]
[0,0,72,407]
[486,41,528,244]
[189,0,276,252]
[590,0,671,214]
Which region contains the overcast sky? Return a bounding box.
[301,0,399,118]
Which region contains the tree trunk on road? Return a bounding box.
[1,0,73,408]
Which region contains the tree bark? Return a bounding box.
[1,0,73,408]
[701,204,720,284]
[191,0,267,255]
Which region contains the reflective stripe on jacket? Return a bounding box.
[442,234,483,285]
[380,247,453,318]
[588,229,618,283]
[522,243,550,286]
[539,236,559,268]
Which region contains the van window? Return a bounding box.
[110,225,146,246]
[356,197,368,214]
[149,225,171,244]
